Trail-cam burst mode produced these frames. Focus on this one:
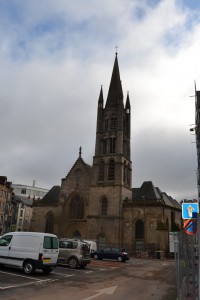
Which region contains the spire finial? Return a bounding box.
[115,45,118,55]
[79,146,82,158]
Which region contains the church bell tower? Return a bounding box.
[88,53,132,247]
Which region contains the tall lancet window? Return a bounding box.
[98,160,105,181]
[101,197,108,215]
[70,195,84,219]
[105,118,109,131]
[110,114,117,130]
[108,160,115,180]
[123,162,127,183]
[102,139,107,154]
[109,137,116,153]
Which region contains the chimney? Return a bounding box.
[33,180,36,187]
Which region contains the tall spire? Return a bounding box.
[105,53,123,108]
[125,91,130,110]
[98,85,104,108]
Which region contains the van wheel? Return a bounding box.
[93,254,99,260]
[68,257,78,269]
[23,261,35,275]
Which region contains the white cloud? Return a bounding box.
[0,0,199,201]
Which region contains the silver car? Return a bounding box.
[58,239,91,269]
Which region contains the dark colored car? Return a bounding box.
[91,247,129,262]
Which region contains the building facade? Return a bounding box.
[14,195,33,232]
[0,176,17,235]
[30,54,181,255]
[12,181,49,200]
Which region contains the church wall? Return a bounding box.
[57,159,91,237]
[89,186,131,217]
[30,206,59,234]
[88,185,132,246]
[87,216,122,246]
[122,205,182,254]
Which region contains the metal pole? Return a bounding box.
[198,214,200,300]
[175,233,180,300]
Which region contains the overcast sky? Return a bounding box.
[1,0,200,201]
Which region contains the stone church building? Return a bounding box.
[30,54,181,255]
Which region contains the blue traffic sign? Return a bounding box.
[182,203,199,219]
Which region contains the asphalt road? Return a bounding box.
[0,258,177,300]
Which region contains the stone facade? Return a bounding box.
[30,54,182,255]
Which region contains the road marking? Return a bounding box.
[52,272,76,277]
[0,279,57,290]
[57,266,74,270]
[83,285,118,300]
[0,270,41,280]
[85,271,93,274]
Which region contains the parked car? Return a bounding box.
[0,232,59,274]
[91,247,129,262]
[58,238,91,269]
[83,240,97,253]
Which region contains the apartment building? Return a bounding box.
[0,176,16,235]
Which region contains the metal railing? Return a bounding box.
[174,221,198,299]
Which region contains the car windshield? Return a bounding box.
[0,235,13,246]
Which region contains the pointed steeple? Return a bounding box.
[98,85,104,108]
[105,53,123,108]
[125,92,130,110]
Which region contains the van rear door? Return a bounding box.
[42,236,58,265]
[80,242,91,259]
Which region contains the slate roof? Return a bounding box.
[132,181,181,210]
[14,195,33,206]
[33,186,60,207]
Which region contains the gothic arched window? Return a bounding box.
[101,197,108,215]
[102,139,107,154]
[109,137,116,153]
[98,160,105,181]
[127,163,131,186]
[108,160,115,181]
[70,195,84,219]
[135,220,144,239]
[105,118,109,131]
[123,162,127,183]
[110,114,117,130]
[45,211,54,233]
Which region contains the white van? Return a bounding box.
[83,240,97,253]
[0,232,59,275]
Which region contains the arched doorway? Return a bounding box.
[96,233,106,249]
[135,219,144,253]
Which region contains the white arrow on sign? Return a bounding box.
[83,285,118,300]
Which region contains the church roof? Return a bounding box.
[64,156,92,180]
[105,54,124,109]
[14,195,33,206]
[132,181,181,209]
[33,185,60,207]
[140,181,161,199]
